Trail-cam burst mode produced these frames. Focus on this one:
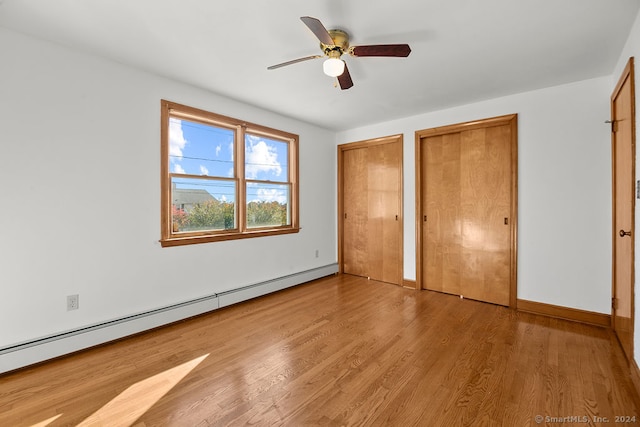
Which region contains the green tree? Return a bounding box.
[247,201,287,227]
[177,199,286,231]
[185,200,235,231]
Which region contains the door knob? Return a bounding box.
[619,229,632,237]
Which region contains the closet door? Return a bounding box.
[339,136,403,285]
[368,141,402,283]
[418,115,517,306]
[422,132,463,296]
[343,147,369,278]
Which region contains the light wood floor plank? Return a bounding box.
[1,274,638,426]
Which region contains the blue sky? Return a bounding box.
[169,118,289,204]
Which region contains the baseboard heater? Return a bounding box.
[0,264,338,374]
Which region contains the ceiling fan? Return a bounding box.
[267,16,411,90]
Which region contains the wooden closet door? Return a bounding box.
[343,147,369,278]
[423,133,463,296]
[459,126,511,305]
[368,141,402,284]
[419,117,515,306]
[340,137,403,285]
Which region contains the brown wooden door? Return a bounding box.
[612,57,635,361]
[340,136,403,285]
[422,132,463,295]
[417,115,517,307]
[343,147,369,278]
[368,141,402,283]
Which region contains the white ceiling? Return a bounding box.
[1,0,638,130]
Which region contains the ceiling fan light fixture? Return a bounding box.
[323,57,345,77]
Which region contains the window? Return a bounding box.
[160,100,299,247]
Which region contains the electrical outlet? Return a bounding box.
[67,294,79,311]
[315,249,319,258]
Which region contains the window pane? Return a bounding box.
[245,134,288,182]
[246,182,290,228]
[169,117,234,178]
[171,177,236,232]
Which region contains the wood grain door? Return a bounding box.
[611,57,635,361]
[339,136,403,285]
[417,115,517,307]
[367,141,402,283]
[343,147,369,278]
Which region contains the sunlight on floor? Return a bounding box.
[76,354,209,426]
[29,414,62,427]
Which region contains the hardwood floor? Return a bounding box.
[1,274,639,426]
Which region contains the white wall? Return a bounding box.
[612,8,640,368]
[336,77,612,314]
[0,28,337,349]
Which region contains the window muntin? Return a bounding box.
[161,100,299,247]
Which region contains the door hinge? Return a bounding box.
[612,297,618,310]
[606,120,618,133]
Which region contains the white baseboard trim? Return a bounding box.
[0,264,338,374]
[218,264,338,307]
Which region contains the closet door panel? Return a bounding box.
[368,141,401,284]
[459,125,511,306]
[424,133,462,295]
[343,147,369,278]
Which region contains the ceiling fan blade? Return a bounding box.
[338,63,353,90]
[300,16,335,46]
[267,55,323,70]
[350,44,411,57]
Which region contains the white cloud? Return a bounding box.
[173,164,185,174]
[245,137,281,179]
[215,144,222,157]
[169,118,187,158]
[199,165,209,175]
[253,188,287,204]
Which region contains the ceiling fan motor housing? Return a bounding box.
[321,29,350,56]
